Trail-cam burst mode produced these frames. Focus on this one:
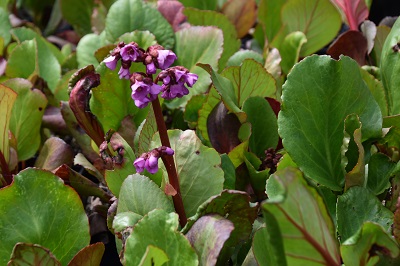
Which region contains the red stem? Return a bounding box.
[152,98,187,227]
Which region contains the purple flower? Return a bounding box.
[120,44,140,62]
[145,155,159,174]
[133,146,175,174]
[133,157,146,173]
[157,50,177,69]
[131,79,162,108]
[118,67,131,79]
[103,55,119,70]
[164,147,174,155]
[161,82,189,100]
[174,70,198,87]
[157,67,198,100]
[146,62,157,75]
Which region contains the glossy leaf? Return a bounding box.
[123,209,198,266]
[104,0,174,48]
[4,79,47,161]
[7,243,61,266]
[262,167,341,265]
[183,190,258,249]
[280,31,307,74]
[380,17,400,115]
[341,222,400,266]
[186,214,234,266]
[226,50,264,67]
[105,133,137,197]
[34,137,74,171]
[60,0,94,36]
[150,130,224,217]
[0,84,17,165]
[184,7,240,70]
[278,55,382,190]
[76,34,105,68]
[257,0,287,43]
[168,26,223,108]
[221,0,257,38]
[242,96,278,157]
[337,186,393,242]
[281,0,341,56]
[117,174,174,215]
[68,243,105,266]
[0,168,90,265]
[112,212,143,234]
[117,31,157,50]
[138,245,169,266]
[367,153,395,195]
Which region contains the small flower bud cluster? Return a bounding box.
[133,146,174,174]
[259,148,282,174]
[102,42,198,108]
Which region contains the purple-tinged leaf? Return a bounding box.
[360,20,377,54]
[186,214,234,266]
[262,168,341,265]
[34,137,74,171]
[327,30,368,65]
[157,0,186,32]
[7,243,61,266]
[68,65,104,147]
[221,0,257,38]
[331,0,369,30]
[341,222,400,265]
[68,242,105,266]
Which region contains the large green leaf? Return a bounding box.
[76,34,105,68]
[341,222,400,266]
[0,168,90,265]
[186,214,234,266]
[150,130,224,217]
[123,209,198,266]
[281,0,341,56]
[337,186,394,242]
[252,226,286,266]
[117,174,174,215]
[261,167,341,265]
[0,7,11,46]
[104,0,174,48]
[184,8,240,71]
[167,26,223,108]
[257,0,287,44]
[278,55,382,190]
[0,84,17,165]
[4,79,48,161]
[60,0,94,36]
[380,17,400,115]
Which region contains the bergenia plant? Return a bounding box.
[1,0,400,265]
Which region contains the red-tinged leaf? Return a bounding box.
[7,243,61,266]
[331,0,369,30]
[327,30,368,65]
[68,243,105,266]
[221,0,257,38]
[68,65,105,147]
[157,0,186,32]
[262,168,341,265]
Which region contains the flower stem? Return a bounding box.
[152,98,187,227]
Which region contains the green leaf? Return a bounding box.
[167,26,223,108]
[337,186,394,242]
[252,226,286,266]
[139,245,169,266]
[117,174,174,215]
[341,222,400,266]
[134,107,157,156]
[278,55,382,190]
[90,64,142,133]
[184,8,240,70]
[4,79,48,161]
[104,0,174,48]
[112,212,143,233]
[123,209,198,266]
[221,154,236,189]
[8,243,61,266]
[178,0,217,10]
[226,50,264,67]
[0,84,17,165]
[242,96,278,157]
[184,94,206,129]
[60,0,94,36]
[0,168,90,265]
[0,8,11,46]
[68,243,105,266]
[280,31,307,74]
[118,31,157,50]
[150,130,224,217]
[367,153,395,195]
[372,25,391,66]
[281,0,341,56]
[105,133,137,197]
[76,33,105,68]
[197,87,221,144]
[243,151,270,195]
[34,137,74,171]
[360,67,388,116]
[262,168,341,265]
[186,214,234,266]
[183,190,258,249]
[257,0,287,43]
[380,17,400,115]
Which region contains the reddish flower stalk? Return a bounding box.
[152,97,187,227]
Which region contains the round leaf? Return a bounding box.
[0,168,90,265]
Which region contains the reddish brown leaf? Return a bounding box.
[327,30,368,65]
[221,0,257,38]
[68,243,105,266]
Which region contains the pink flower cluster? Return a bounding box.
[134,146,174,174]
